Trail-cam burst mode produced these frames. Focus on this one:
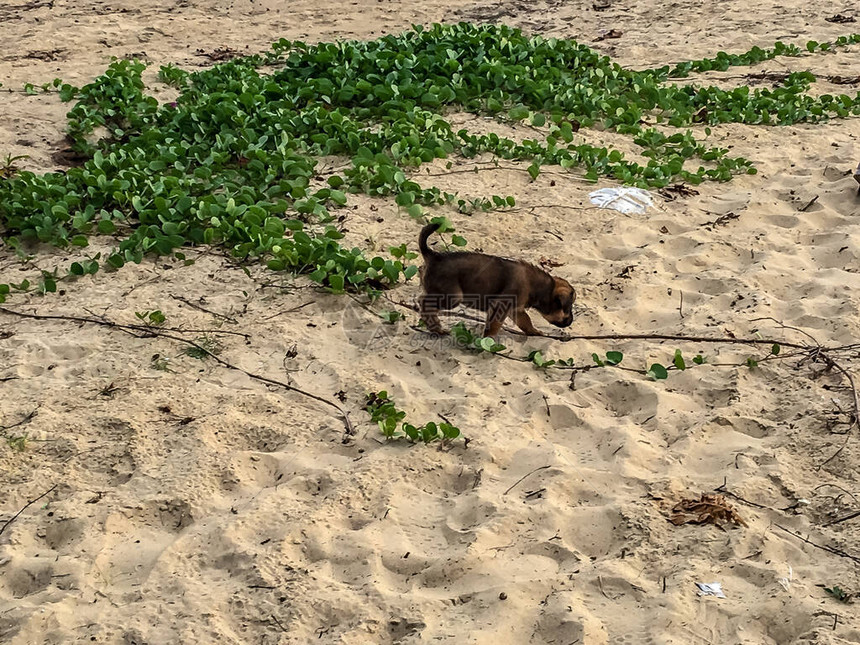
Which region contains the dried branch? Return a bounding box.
[773,523,860,565]
[1,407,39,433]
[0,307,354,437]
[0,484,58,538]
[503,465,550,496]
[817,355,860,468]
[170,294,239,324]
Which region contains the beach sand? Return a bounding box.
[2,1,860,643]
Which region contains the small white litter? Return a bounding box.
[695,582,726,599]
[778,565,793,592]
[589,187,653,214]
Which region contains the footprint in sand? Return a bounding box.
[387,617,426,642]
[715,415,773,439]
[764,213,801,229]
[217,424,291,453]
[229,451,285,488]
[531,594,604,645]
[559,506,631,560]
[547,403,584,430]
[0,557,55,599]
[89,498,195,593]
[523,540,581,568]
[709,190,751,215]
[444,496,498,535]
[42,516,86,551]
[598,381,659,422]
[75,419,138,486]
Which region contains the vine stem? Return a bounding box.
[381,298,858,467]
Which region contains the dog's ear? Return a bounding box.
[552,278,575,309]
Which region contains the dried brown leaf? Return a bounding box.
[669,493,748,528]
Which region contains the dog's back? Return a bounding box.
[419,223,551,309]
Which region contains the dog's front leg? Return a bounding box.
[515,310,544,336]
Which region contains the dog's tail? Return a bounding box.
[418,222,441,258]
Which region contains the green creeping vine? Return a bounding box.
[450,323,781,381]
[364,391,462,443]
[4,24,860,301]
[650,34,860,78]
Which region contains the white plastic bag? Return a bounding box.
[589,187,653,214]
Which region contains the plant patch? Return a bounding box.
[364,391,461,443]
[4,25,860,302]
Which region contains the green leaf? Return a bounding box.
[771,343,780,355]
[527,163,540,181]
[451,235,467,247]
[403,423,419,442]
[107,253,125,269]
[40,276,57,293]
[605,351,623,365]
[647,363,668,380]
[308,268,327,283]
[378,310,403,323]
[673,349,686,371]
[478,337,504,353]
[591,353,604,367]
[508,105,529,120]
[693,354,705,365]
[97,219,116,234]
[421,422,439,443]
[440,422,460,439]
[328,274,345,293]
[396,191,415,206]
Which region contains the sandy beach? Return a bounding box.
[2,1,860,643]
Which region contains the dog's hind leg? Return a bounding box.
[419,293,446,335]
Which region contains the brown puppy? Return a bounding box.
[418,223,576,337]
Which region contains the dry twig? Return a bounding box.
[0,484,58,538]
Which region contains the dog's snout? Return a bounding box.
[553,314,574,328]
